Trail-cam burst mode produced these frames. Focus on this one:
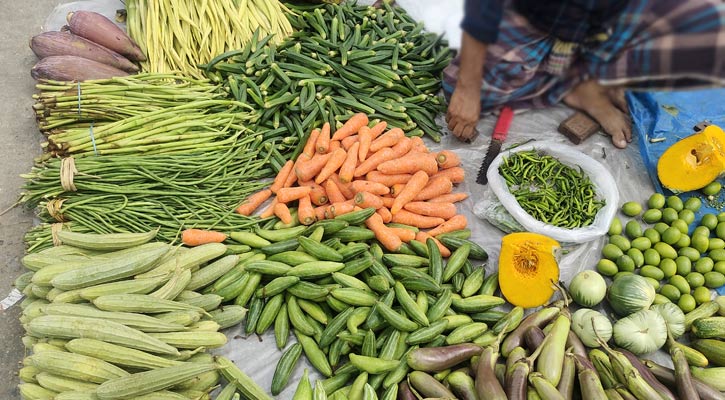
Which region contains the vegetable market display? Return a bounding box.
[12,0,725,399]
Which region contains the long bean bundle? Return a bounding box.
[205,2,451,142]
[22,134,271,241]
[33,74,223,132]
[126,0,293,79]
[498,150,605,229]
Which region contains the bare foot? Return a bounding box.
[564,80,631,148]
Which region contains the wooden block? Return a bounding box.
[558,112,600,144]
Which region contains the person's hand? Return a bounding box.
[446,82,481,141]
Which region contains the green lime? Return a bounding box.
[686,272,706,288]
[643,276,660,290]
[661,227,682,245]
[627,248,645,268]
[643,209,663,224]
[653,242,678,260]
[691,235,710,254]
[678,294,697,313]
[675,256,692,276]
[693,226,711,237]
[709,248,725,262]
[596,259,619,276]
[609,235,631,252]
[659,284,681,302]
[671,219,690,235]
[670,275,691,295]
[715,261,725,275]
[702,181,722,196]
[608,217,623,236]
[644,248,661,266]
[622,201,643,217]
[653,294,672,304]
[625,220,643,239]
[616,255,636,272]
[643,228,661,244]
[631,237,652,251]
[701,214,719,230]
[659,258,677,278]
[704,271,725,288]
[678,247,701,262]
[676,234,691,249]
[679,209,696,225]
[710,238,725,250]
[695,257,714,274]
[666,196,684,212]
[662,208,679,224]
[718,212,725,223]
[602,244,624,261]
[641,265,665,281]
[717,222,725,240]
[614,271,634,281]
[648,193,666,209]
[693,286,712,305]
[684,197,702,212]
[654,222,670,235]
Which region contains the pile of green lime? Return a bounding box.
[598,186,725,313]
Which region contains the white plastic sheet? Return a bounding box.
[36,0,671,395]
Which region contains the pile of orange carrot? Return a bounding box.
[235,113,469,255]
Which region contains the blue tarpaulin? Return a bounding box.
[628,89,725,294]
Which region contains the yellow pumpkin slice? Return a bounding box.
[498,232,560,308]
[657,125,725,192]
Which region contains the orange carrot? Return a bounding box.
[269,161,294,194]
[428,192,468,203]
[354,191,384,209]
[431,167,465,184]
[285,154,308,188]
[369,120,388,140]
[416,231,451,257]
[299,180,328,205]
[370,128,404,153]
[358,126,373,162]
[354,148,395,177]
[390,170,429,215]
[330,140,342,152]
[377,153,438,176]
[381,196,395,208]
[410,136,428,153]
[181,229,227,247]
[390,137,413,157]
[314,205,328,221]
[341,134,359,151]
[365,212,402,252]
[303,129,321,158]
[260,197,279,218]
[377,207,393,223]
[436,150,461,169]
[338,142,359,183]
[274,202,293,225]
[414,176,453,201]
[390,183,406,198]
[296,152,333,182]
[298,195,316,225]
[327,201,355,218]
[427,214,468,237]
[277,186,312,204]
[324,178,347,204]
[351,180,390,196]
[332,113,369,141]
[330,174,355,199]
[391,210,445,229]
[404,201,457,220]
[389,226,415,243]
[317,122,331,154]
[315,147,347,184]
[235,189,272,215]
[365,171,412,187]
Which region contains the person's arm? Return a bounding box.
[446,0,502,140]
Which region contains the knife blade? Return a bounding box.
[476,106,514,185]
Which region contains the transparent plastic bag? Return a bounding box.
[485,141,619,244]
[473,190,524,233]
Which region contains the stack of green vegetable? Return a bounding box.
[204,1,451,143]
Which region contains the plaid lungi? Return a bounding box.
[442,0,725,113]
